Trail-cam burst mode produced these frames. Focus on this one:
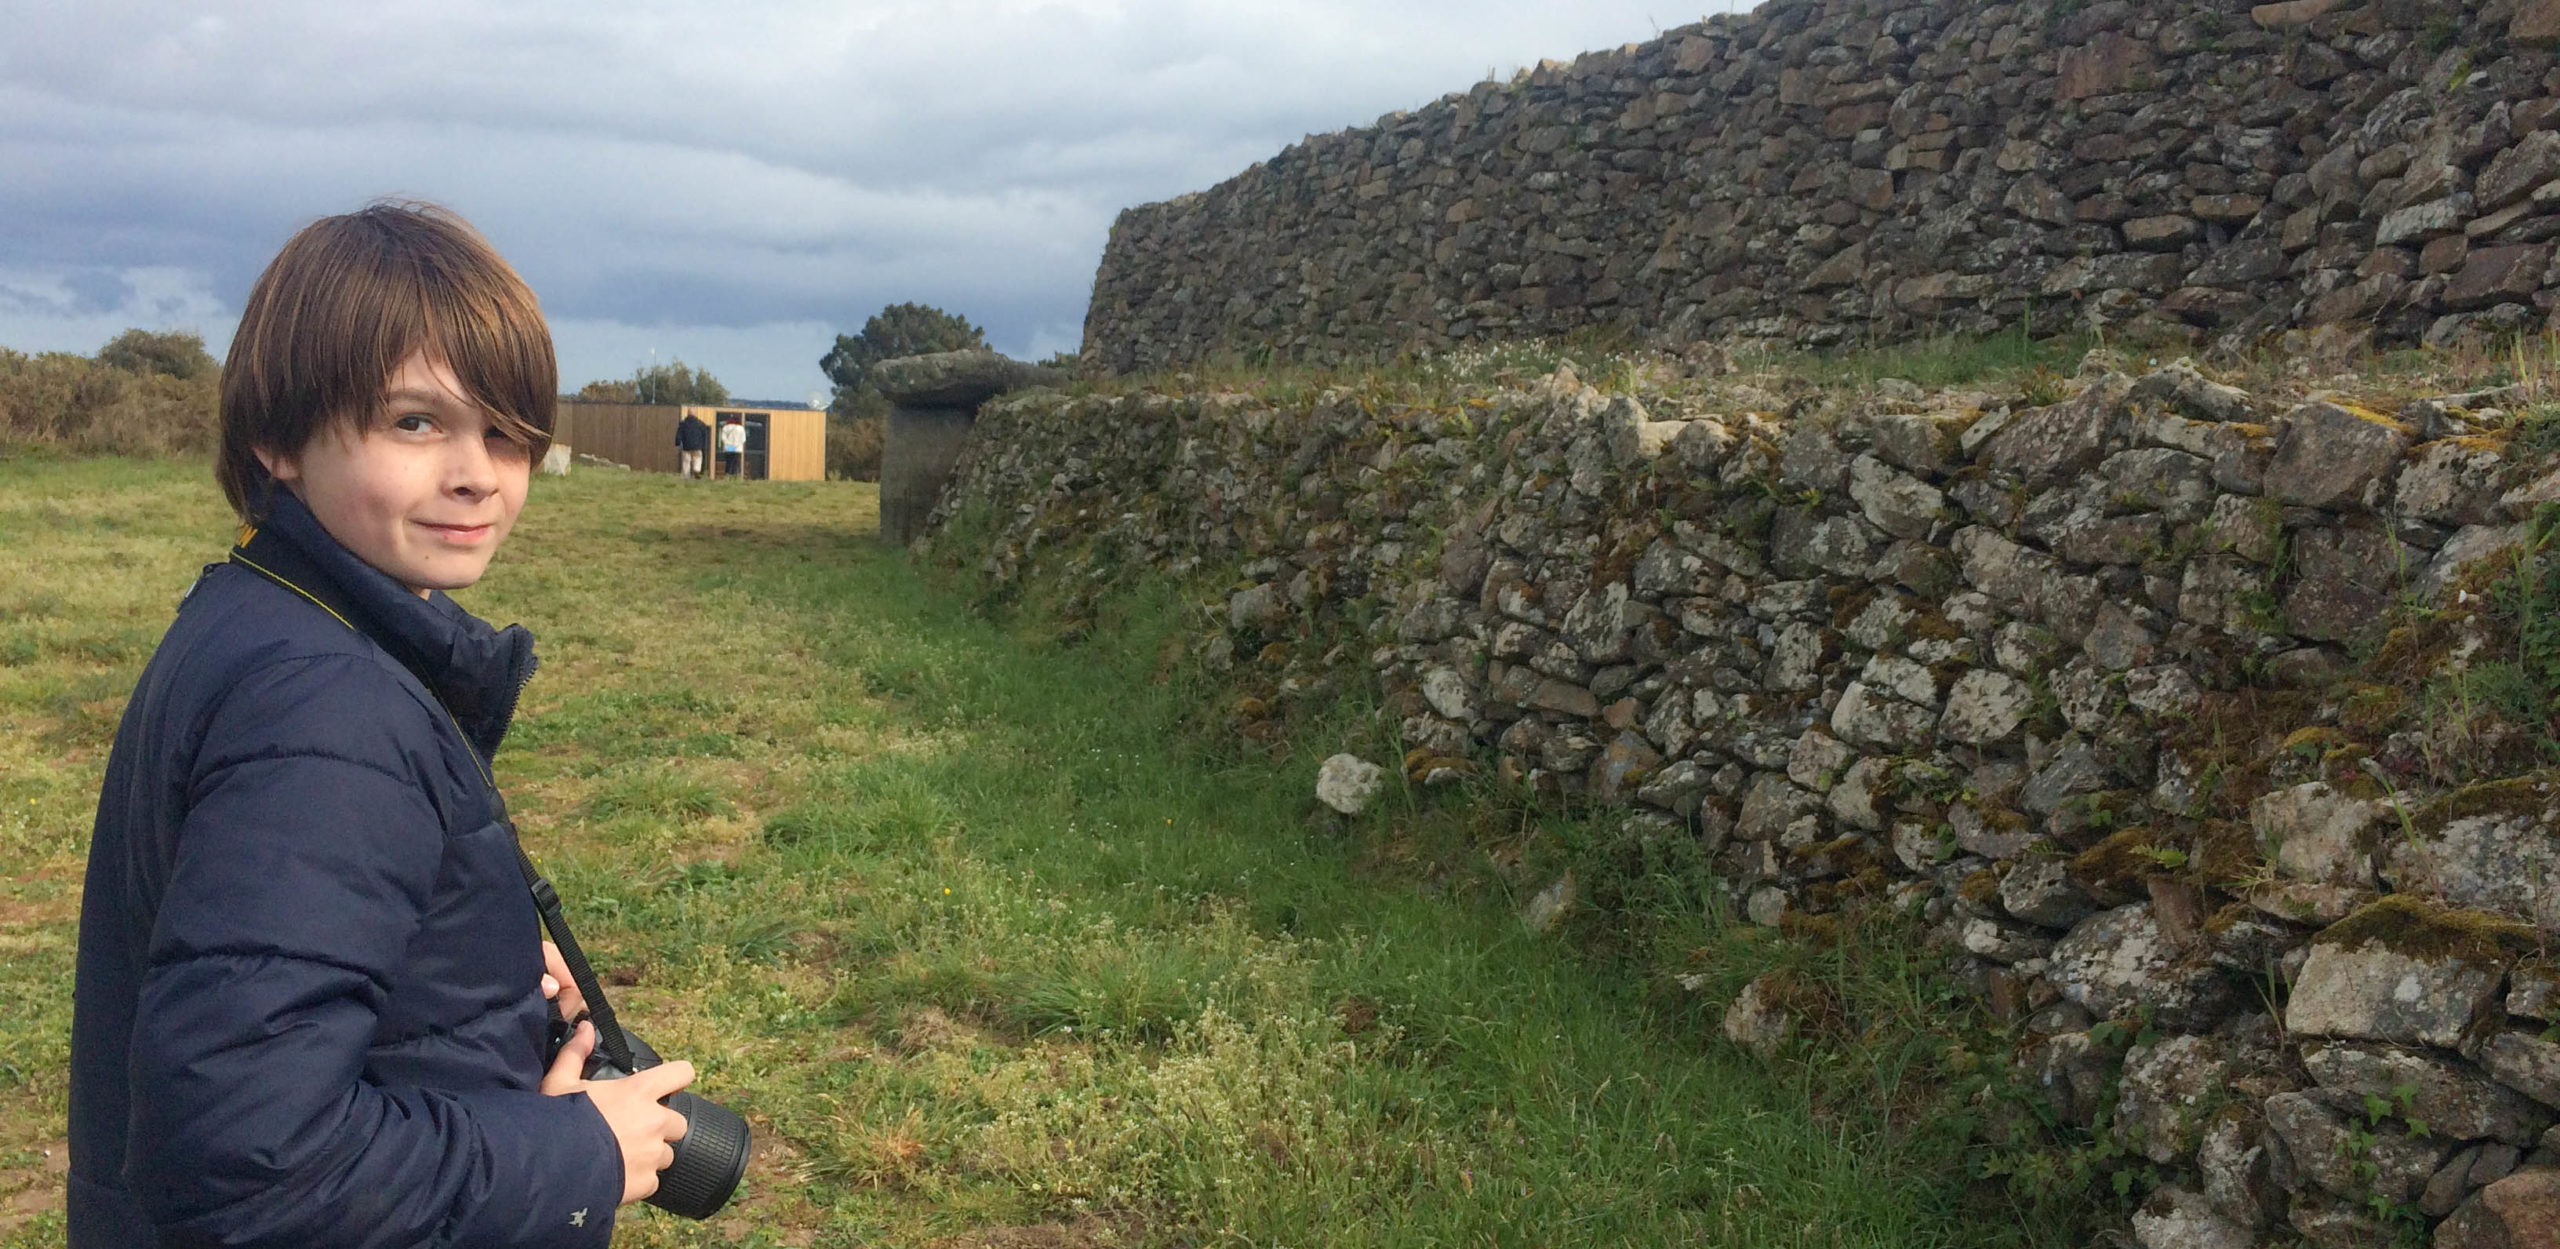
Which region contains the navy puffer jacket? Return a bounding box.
[69,491,623,1247]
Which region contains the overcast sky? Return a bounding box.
[2,1,1748,401]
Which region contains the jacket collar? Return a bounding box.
[230,491,537,763]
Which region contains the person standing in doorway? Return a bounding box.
[675,411,709,479]
[716,416,746,481]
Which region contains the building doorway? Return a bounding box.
[715,411,770,480]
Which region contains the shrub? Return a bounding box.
[0,332,220,457]
[95,328,218,380]
[827,407,886,481]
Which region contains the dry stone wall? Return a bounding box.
[1086,0,2560,373]
[922,361,2560,1247]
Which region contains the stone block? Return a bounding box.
[2445,245,2553,312]
[2057,30,2156,101]
[2125,214,2204,250]
[2284,898,2513,1048]
[2395,439,2513,527]
[2002,856,2097,930]
[2519,0,2560,44]
[1590,734,1663,805]
[1980,375,2132,486]
[2048,903,2239,1029]
[1939,669,2033,745]
[2250,0,2337,28]
[1829,680,1936,750]
[2266,1092,2452,1205]
[2434,1168,2560,1249]
[2481,132,2560,213]
[1317,754,1385,815]
[2382,796,2560,932]
[1736,771,1821,842]
[2253,782,2384,889]
[2263,400,2414,510]
[1847,454,1945,540]
[2118,1036,2232,1163]
[2378,197,2470,247]
[2303,1042,2552,1144]
[2480,1031,2560,1111]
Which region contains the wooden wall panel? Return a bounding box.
[555,402,682,474]
[765,410,826,481]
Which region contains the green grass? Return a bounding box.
[0,457,2083,1247]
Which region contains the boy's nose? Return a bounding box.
[447,433,502,499]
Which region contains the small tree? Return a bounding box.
[97,329,217,380]
[820,303,987,407]
[820,303,986,480]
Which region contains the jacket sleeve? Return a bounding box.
[124,655,625,1249]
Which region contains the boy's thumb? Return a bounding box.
[541,1020,595,1095]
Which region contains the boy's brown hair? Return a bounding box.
[217,200,556,521]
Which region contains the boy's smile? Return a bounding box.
[256,351,532,596]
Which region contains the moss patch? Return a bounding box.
[2070,828,2169,905]
[2336,685,2409,737]
[2413,775,2556,838]
[2316,894,2538,965]
[1906,612,1965,645]
[2191,819,2264,891]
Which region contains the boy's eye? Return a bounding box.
[393,414,435,433]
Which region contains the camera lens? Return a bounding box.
[577,1031,752,1218]
[649,1091,752,1218]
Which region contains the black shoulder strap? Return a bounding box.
[514,841,641,1073]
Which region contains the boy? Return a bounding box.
[70,202,694,1247]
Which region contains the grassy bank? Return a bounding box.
[2,458,2075,1247]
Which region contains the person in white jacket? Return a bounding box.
[717,418,746,479]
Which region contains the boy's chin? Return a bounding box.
[399,561,496,596]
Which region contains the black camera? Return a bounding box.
[578,1028,753,1219]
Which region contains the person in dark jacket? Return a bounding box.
[675,412,709,479]
[70,202,694,1248]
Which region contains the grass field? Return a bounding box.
[0,456,2076,1248]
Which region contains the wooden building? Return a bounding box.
[552,401,827,480]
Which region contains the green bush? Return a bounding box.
[826,393,887,481]
[0,331,221,457]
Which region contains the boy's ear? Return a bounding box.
[253,444,302,485]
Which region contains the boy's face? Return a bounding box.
[257,351,532,597]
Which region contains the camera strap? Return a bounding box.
[512,842,642,1075]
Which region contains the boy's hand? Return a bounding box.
[539,941,587,1022]
[541,1020,696,1205]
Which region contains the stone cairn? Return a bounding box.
[924,358,2560,1246]
[874,350,1063,545]
[1085,0,2560,374]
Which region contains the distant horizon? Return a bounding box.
[1,0,1751,399]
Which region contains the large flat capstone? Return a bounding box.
[875,350,1065,408]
